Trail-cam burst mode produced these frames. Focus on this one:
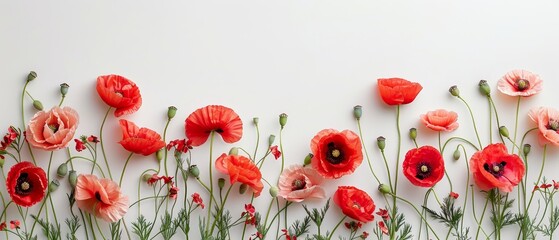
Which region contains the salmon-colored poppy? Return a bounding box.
[75,174,128,222]
[96,75,142,117]
[470,143,525,193]
[6,161,47,207]
[377,78,423,105]
[26,106,79,151]
[278,164,325,202]
[185,105,243,146]
[215,153,263,197]
[528,107,559,146]
[420,109,459,132]
[497,69,542,97]
[402,146,445,187]
[310,129,363,179]
[333,186,375,222]
[118,119,165,156]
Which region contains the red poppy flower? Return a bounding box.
[0,222,5,231]
[378,221,389,235]
[185,105,243,146]
[377,78,423,105]
[402,146,445,187]
[470,143,525,193]
[6,161,47,207]
[1,127,18,150]
[192,193,204,209]
[450,192,459,199]
[75,139,86,152]
[310,129,363,179]
[333,186,375,222]
[376,208,389,220]
[166,139,193,153]
[215,153,263,197]
[497,69,542,97]
[420,109,459,132]
[118,119,165,156]
[96,74,142,117]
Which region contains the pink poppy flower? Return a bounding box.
[26,106,79,150]
[75,174,128,222]
[278,165,325,202]
[528,107,559,146]
[420,109,459,132]
[497,69,542,97]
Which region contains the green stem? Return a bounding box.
[210,185,233,234]
[526,145,547,211]
[511,96,521,153]
[279,127,285,175]
[458,96,483,149]
[357,119,381,184]
[253,122,260,161]
[327,216,347,240]
[162,118,171,176]
[205,131,216,235]
[99,107,114,180]
[488,97,506,144]
[390,105,402,239]
[393,194,441,240]
[119,153,134,187]
[58,96,66,107]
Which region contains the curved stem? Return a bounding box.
[279,127,285,175]
[162,118,171,176]
[458,96,483,149]
[253,122,260,161]
[99,107,114,180]
[357,119,381,184]
[526,145,547,211]
[488,97,505,144]
[205,131,216,235]
[512,96,521,153]
[327,216,347,240]
[390,105,402,238]
[119,153,134,187]
[393,194,441,240]
[58,96,66,107]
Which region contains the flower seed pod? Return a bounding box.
[279,113,288,129]
[239,183,248,194]
[269,186,279,198]
[253,117,259,125]
[449,85,460,97]
[378,184,391,195]
[27,71,37,82]
[49,180,60,193]
[57,163,68,178]
[303,153,313,166]
[60,83,69,97]
[478,80,491,96]
[0,156,4,168]
[409,128,417,140]
[353,105,362,120]
[453,148,461,160]
[68,170,78,188]
[268,134,276,146]
[188,165,200,178]
[167,106,177,120]
[33,100,43,111]
[218,178,225,190]
[377,136,386,150]
[523,144,531,157]
[499,126,509,138]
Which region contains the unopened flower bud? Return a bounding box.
[523,144,531,157]
[239,183,248,194]
[304,153,313,166]
[268,135,276,146]
[27,71,37,82]
[453,148,461,160]
[142,173,153,182]
[0,156,4,168]
[377,136,386,150]
[167,106,177,119]
[353,105,362,120]
[57,163,68,178]
[49,180,60,193]
[60,83,69,97]
[68,170,78,188]
[33,100,43,111]
[229,147,238,156]
[499,126,509,138]
[279,113,288,129]
[188,165,200,178]
[449,85,460,97]
[409,128,417,140]
[478,80,491,96]
[253,117,259,125]
[218,178,225,189]
[156,149,164,162]
[269,186,279,198]
[378,184,391,195]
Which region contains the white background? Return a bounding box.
[2,1,559,239]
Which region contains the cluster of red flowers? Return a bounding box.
[74,135,100,152]
[147,174,180,199]
[0,220,20,231]
[242,203,257,226]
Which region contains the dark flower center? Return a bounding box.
[326,142,344,164]
[15,173,33,195]
[48,124,59,133]
[415,163,431,180]
[291,178,306,191]
[548,119,559,131]
[95,191,102,201]
[483,161,507,177]
[515,79,530,91]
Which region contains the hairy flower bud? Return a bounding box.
[188,165,200,178]
[218,178,225,189]
[523,144,531,157]
[269,186,279,198]
[239,183,248,194]
[353,105,362,120]
[303,153,313,166]
[453,148,461,161]
[60,83,69,97]
[279,113,288,129]
[69,170,78,188]
[499,126,509,138]
[377,136,386,150]
[409,128,417,140]
[268,135,276,146]
[33,100,43,111]
[478,80,491,96]
[49,180,60,193]
[57,163,68,178]
[449,85,460,97]
[378,184,391,195]
[27,71,37,82]
[167,106,177,120]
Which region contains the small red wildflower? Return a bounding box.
[162,176,174,184]
[540,183,552,189]
[533,185,540,192]
[147,174,161,186]
[9,220,20,229]
[87,135,99,143]
[361,231,370,239]
[192,193,205,209]
[450,192,459,199]
[344,221,362,231]
[242,204,257,226]
[1,127,18,150]
[167,139,193,153]
[282,229,297,240]
[168,185,179,199]
[0,222,6,231]
[376,208,389,220]
[378,221,389,235]
[553,180,559,190]
[270,145,281,160]
[74,139,86,152]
